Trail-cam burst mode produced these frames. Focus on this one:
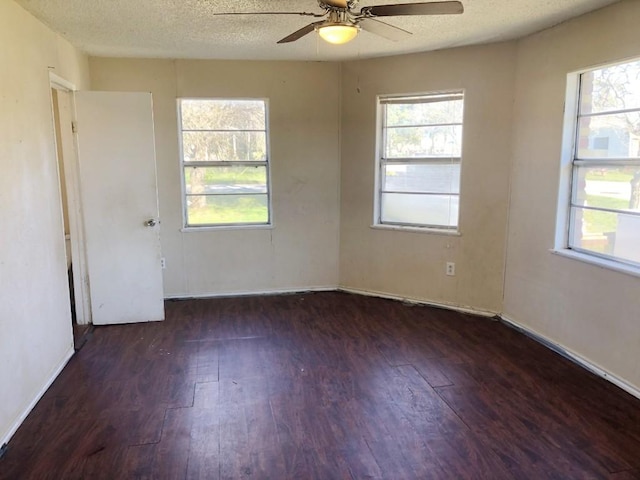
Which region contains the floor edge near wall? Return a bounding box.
[163,287,639,402]
[500,315,640,401]
[337,286,499,318]
[164,285,338,300]
[165,285,499,318]
[1,346,75,447]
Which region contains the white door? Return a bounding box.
[74,91,164,325]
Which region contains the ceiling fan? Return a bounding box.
[211,1,464,45]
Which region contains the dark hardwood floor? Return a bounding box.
[2,291,640,479]
[72,323,93,352]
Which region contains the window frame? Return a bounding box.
[373,91,465,233]
[177,97,272,230]
[555,57,640,276]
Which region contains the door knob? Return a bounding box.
[145,219,158,227]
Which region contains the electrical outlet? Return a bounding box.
[160,257,166,269]
[446,262,455,276]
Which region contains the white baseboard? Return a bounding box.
[338,286,499,317]
[164,285,338,300]
[1,346,75,447]
[500,315,640,401]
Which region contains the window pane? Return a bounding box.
[564,58,640,267]
[383,163,460,194]
[182,131,267,162]
[381,193,458,227]
[573,166,640,212]
[181,99,266,130]
[184,166,267,195]
[580,60,640,114]
[385,100,463,127]
[385,125,462,158]
[576,113,640,159]
[570,207,640,264]
[377,93,464,230]
[186,194,269,225]
[179,98,271,228]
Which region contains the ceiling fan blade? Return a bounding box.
[209,11,324,18]
[365,1,463,17]
[359,18,412,41]
[324,0,349,8]
[277,21,324,44]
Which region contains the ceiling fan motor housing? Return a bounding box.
[326,10,355,24]
[318,0,360,10]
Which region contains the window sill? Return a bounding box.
[181,224,273,233]
[370,224,461,236]
[550,248,640,279]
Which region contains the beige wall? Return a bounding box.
[504,0,640,390]
[89,58,341,297]
[339,43,517,313]
[0,1,90,444]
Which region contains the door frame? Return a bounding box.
[49,72,92,325]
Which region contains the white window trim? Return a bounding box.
[555,71,580,251]
[373,90,464,233]
[181,224,274,233]
[554,59,640,276]
[550,248,640,279]
[177,97,273,230]
[370,224,462,236]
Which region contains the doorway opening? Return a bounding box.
[50,74,93,349]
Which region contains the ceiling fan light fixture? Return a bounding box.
[317,23,359,44]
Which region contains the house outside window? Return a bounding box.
[178,98,271,228]
[375,92,464,231]
[557,58,640,270]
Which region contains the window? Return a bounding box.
[178,99,270,227]
[558,58,640,269]
[375,92,464,230]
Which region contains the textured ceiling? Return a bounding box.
[16,0,621,61]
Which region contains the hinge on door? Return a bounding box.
[71,121,78,133]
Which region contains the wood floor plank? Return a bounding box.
[3,292,640,480]
[153,407,193,479]
[120,443,157,480]
[608,471,640,479]
[187,408,220,480]
[428,433,516,480]
[194,381,220,409]
[218,400,285,479]
[81,445,129,479]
